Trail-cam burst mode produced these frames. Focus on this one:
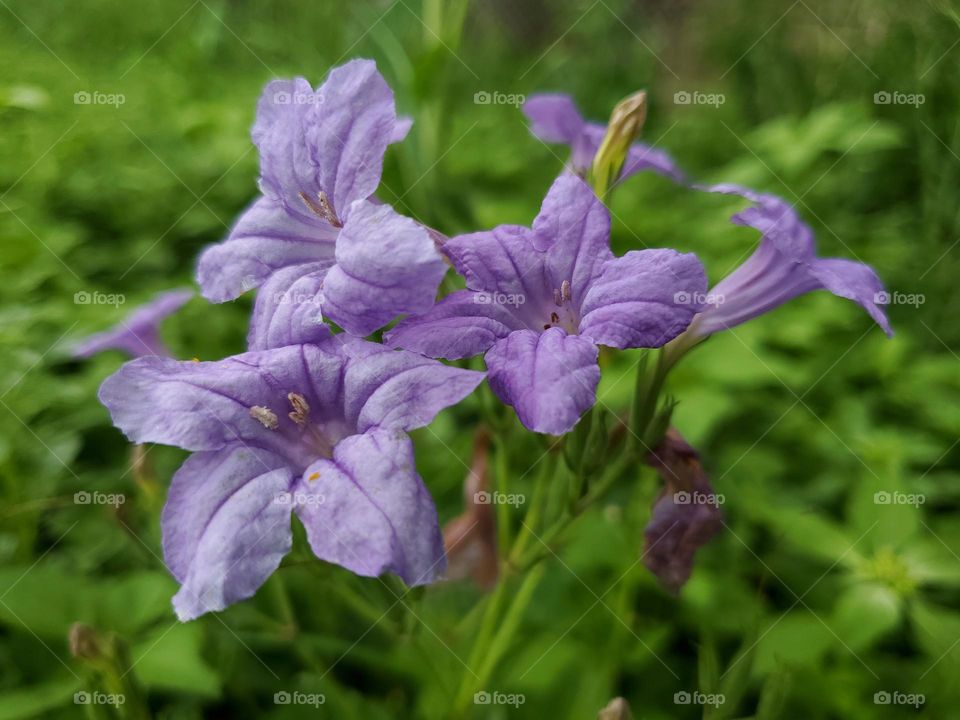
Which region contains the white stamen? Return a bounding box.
[288,392,311,426]
[249,405,279,430]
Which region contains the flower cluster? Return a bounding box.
[79,60,892,619]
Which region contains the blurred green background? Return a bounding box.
[1,0,959,717]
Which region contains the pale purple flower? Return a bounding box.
[197,59,446,346]
[386,175,706,435]
[98,336,484,620]
[522,93,686,183]
[72,289,192,359]
[682,184,893,341]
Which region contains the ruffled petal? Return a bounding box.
[197,196,337,302]
[443,224,548,303]
[485,328,599,435]
[579,249,707,348]
[321,201,447,336]
[162,446,294,620]
[384,289,525,360]
[294,428,445,586]
[247,262,333,350]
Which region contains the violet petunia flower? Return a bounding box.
[386,175,707,435]
[522,94,686,184]
[197,59,446,346]
[678,184,893,343]
[72,288,193,359]
[98,335,485,620]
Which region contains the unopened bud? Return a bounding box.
[590,91,648,198]
[598,697,633,720]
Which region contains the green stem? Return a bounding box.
[492,434,512,556]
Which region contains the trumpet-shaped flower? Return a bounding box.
[386,175,706,435]
[72,288,192,359]
[99,335,484,620]
[197,59,446,345]
[680,184,893,342]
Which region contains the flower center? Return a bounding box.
[248,392,345,461]
[299,190,342,228]
[542,279,578,333]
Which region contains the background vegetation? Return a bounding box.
[1,0,958,717]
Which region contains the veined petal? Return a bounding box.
[579,249,706,348]
[339,343,485,433]
[443,224,548,302]
[531,175,614,307]
[384,289,525,360]
[247,262,333,350]
[162,445,294,620]
[197,196,337,302]
[321,201,447,336]
[294,428,445,586]
[485,328,599,435]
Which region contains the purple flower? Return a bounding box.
[680,184,893,342]
[522,93,686,184]
[98,336,484,620]
[386,175,706,435]
[197,59,446,345]
[72,289,192,359]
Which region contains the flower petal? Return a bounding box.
[485,328,599,435]
[162,445,294,620]
[579,249,707,348]
[390,116,413,143]
[812,258,893,337]
[521,94,585,143]
[340,343,486,433]
[197,196,337,302]
[294,428,445,586]
[443,224,547,300]
[531,175,613,307]
[384,289,525,360]
[247,262,333,350]
[320,200,447,336]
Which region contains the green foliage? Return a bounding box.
[1,0,958,718]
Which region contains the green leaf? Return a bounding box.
[0,678,81,720]
[829,582,902,651]
[132,623,220,698]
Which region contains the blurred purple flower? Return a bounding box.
[72,288,192,359]
[386,175,706,435]
[682,184,893,341]
[99,336,484,620]
[644,429,723,593]
[522,93,686,183]
[197,59,446,345]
